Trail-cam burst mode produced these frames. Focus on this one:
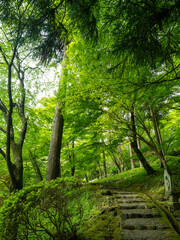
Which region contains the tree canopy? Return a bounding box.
[0,0,179,191]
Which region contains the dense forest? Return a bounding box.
[0,0,179,239]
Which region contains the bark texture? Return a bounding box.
[46,104,64,181]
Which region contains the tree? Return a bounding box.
[23,97,57,185]
[130,106,155,175]
[0,32,28,192]
[0,23,45,191]
[0,0,179,185]
[45,103,64,181]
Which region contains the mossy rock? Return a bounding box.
[101,190,112,196]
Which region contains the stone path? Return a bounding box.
[106,189,180,240]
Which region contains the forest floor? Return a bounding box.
[78,157,180,239]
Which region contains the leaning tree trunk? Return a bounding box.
[46,104,64,181]
[130,108,155,175]
[110,151,122,173]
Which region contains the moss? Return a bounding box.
[79,210,121,240]
[78,186,122,240]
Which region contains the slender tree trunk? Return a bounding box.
[6,63,19,192]
[150,107,164,168]
[71,166,75,176]
[29,150,43,183]
[150,107,171,173]
[97,161,103,178]
[111,152,122,173]
[129,141,135,169]
[71,141,75,176]
[118,144,125,172]
[130,108,155,175]
[0,47,25,193]
[46,104,64,181]
[137,137,143,168]
[103,150,107,178]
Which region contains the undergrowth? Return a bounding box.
[94,156,180,198]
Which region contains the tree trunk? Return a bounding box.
[29,150,43,183]
[130,108,155,175]
[97,161,103,178]
[150,107,164,168]
[71,166,75,176]
[6,59,27,193]
[45,104,64,181]
[111,152,122,173]
[70,141,75,176]
[137,137,143,168]
[103,150,107,178]
[118,144,125,172]
[9,144,23,192]
[129,141,135,169]
[6,63,20,192]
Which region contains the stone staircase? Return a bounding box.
[108,190,180,240]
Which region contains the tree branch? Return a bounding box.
[0,99,8,122]
[0,148,6,160]
[0,127,6,134]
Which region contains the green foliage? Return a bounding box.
[95,156,180,195]
[0,0,179,199]
[0,177,87,240]
[100,0,180,65]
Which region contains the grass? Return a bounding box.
[93,156,180,199]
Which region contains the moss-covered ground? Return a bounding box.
[78,185,122,240]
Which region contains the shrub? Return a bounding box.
[0,177,83,240]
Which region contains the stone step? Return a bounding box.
[118,203,156,209]
[120,209,161,219]
[112,192,139,195]
[115,195,141,199]
[122,218,170,230]
[120,229,179,240]
[117,199,147,204]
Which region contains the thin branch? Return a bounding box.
[0,127,6,134]
[0,99,8,122]
[0,148,6,160]
[0,46,9,66]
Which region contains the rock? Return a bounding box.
[101,189,112,196]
